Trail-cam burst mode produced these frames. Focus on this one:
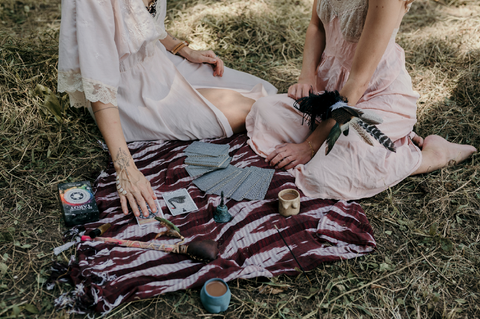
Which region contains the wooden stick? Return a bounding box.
[81,236,218,262]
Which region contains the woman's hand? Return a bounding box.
[116,163,157,218]
[266,142,313,170]
[91,102,157,218]
[179,47,224,77]
[287,82,314,100]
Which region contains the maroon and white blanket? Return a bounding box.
[55,134,375,314]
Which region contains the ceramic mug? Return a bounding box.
[200,278,231,313]
[278,189,300,217]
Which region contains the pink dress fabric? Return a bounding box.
[246,15,422,200]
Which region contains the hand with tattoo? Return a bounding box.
[114,148,157,217]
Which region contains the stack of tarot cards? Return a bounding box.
[184,141,232,178]
[184,142,275,201]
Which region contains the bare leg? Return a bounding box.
[411,134,476,175]
[197,88,255,134]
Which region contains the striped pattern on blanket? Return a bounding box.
[56,134,376,314]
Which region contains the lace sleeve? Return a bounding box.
[58,71,118,108]
[57,0,120,108]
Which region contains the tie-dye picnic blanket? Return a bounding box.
[53,134,376,314]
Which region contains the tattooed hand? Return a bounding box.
[114,148,157,217]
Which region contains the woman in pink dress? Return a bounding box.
[246,0,476,200]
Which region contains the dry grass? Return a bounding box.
[0,0,479,318]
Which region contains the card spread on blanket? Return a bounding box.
[184,142,274,201]
[193,165,274,201]
[162,189,198,216]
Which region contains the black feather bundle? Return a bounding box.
[294,90,347,131]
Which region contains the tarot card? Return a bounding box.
[193,165,238,192]
[185,155,231,168]
[244,168,275,200]
[230,167,263,201]
[208,168,247,196]
[162,188,198,216]
[184,141,230,157]
[185,165,218,178]
[133,198,164,227]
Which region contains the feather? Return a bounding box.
[294,90,346,131]
[325,122,341,155]
[357,120,396,152]
[350,119,374,146]
[359,109,383,125]
[340,105,363,118]
[331,108,354,125]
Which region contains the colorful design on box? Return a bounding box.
[60,186,93,206]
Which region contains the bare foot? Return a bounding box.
[412,135,477,175]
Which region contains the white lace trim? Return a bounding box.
[318,0,414,43]
[58,69,83,94]
[58,70,118,108]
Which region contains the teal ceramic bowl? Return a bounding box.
[200,278,231,313]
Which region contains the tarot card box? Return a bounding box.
[58,181,100,227]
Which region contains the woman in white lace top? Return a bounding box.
[57,0,277,216]
[246,0,476,200]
